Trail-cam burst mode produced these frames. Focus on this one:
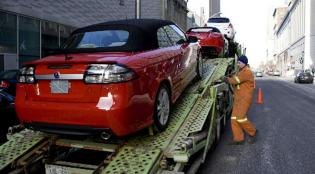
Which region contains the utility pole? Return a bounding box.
[135,0,141,19]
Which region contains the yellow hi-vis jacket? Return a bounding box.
[227,65,255,118]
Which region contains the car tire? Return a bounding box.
[153,84,171,132]
[196,54,203,80]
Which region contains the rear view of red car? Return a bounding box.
[186,27,226,58]
[15,19,202,139]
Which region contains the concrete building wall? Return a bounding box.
[164,0,187,30]
[273,7,288,31]
[0,0,187,29]
[187,10,203,29]
[0,0,136,28]
[273,0,315,76]
[209,0,220,17]
[306,0,315,72]
[266,7,287,70]
[141,0,161,19]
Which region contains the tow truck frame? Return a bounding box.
[0,57,236,174]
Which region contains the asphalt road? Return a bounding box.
[198,77,315,174]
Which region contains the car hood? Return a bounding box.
[25,52,136,65]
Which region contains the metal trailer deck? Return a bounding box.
[0,58,235,174]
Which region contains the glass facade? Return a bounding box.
[60,25,75,46]
[41,21,59,57]
[0,10,75,70]
[0,12,17,54]
[19,16,40,67]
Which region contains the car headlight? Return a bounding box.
[84,64,137,84]
[18,66,36,84]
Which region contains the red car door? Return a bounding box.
[164,25,198,93]
[155,26,182,102]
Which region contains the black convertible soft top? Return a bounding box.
[58,19,175,53]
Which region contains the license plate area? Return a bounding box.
[45,164,70,174]
[45,164,94,174]
[50,80,70,94]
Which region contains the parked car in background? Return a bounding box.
[0,70,20,144]
[206,17,235,41]
[16,19,202,139]
[186,27,226,58]
[273,70,281,76]
[0,70,19,95]
[294,71,314,84]
[255,71,263,77]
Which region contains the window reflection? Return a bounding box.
[41,21,59,57]
[19,16,40,67]
[0,11,76,69]
[60,25,75,47]
[0,12,17,54]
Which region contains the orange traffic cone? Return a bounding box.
[257,88,263,104]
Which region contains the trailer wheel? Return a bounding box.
[153,84,171,132]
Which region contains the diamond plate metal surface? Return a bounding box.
[201,59,234,93]
[55,139,119,152]
[164,98,214,157]
[185,60,216,94]
[102,94,198,174]
[188,99,214,134]
[0,130,45,171]
[125,94,198,150]
[103,147,161,174]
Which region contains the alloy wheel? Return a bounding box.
[156,88,170,126]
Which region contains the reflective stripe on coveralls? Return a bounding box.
[231,116,248,123]
[234,76,240,90]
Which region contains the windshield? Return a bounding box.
[207,17,230,23]
[63,30,129,49]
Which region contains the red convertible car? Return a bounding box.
[16,19,202,138]
[186,27,225,58]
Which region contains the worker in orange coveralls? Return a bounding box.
[221,55,258,145]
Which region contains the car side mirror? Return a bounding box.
[187,36,198,43]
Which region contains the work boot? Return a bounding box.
[248,130,258,144]
[227,140,245,145]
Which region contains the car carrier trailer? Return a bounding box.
[0,57,236,174]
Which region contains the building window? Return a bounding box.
[19,16,40,67]
[41,21,59,57]
[0,12,17,54]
